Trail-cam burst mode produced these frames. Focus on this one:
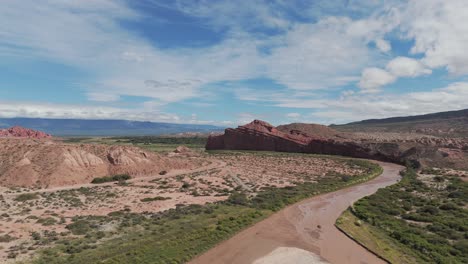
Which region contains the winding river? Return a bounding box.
[190,161,404,264]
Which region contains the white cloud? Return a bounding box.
[375,38,391,52]
[266,17,384,90]
[358,67,396,92]
[0,1,266,106]
[357,56,432,91]
[86,92,120,102]
[311,82,468,124]
[386,56,431,77]
[0,101,179,123]
[400,0,468,75]
[0,0,397,105]
[286,113,301,119]
[172,0,291,31]
[0,101,230,125]
[235,81,468,124]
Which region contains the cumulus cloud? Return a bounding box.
[386,57,432,77]
[375,38,391,52]
[357,56,432,91]
[311,82,468,124]
[266,17,375,90]
[400,0,468,75]
[358,67,396,92]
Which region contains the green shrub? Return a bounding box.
[140,196,171,202]
[14,193,39,202]
[0,234,16,243]
[66,220,92,235]
[91,174,131,184]
[226,192,249,206]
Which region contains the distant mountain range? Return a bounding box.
[0,118,223,136]
[332,108,468,137]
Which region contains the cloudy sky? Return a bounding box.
[1,0,468,126]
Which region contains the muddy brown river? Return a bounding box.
[190,161,404,264]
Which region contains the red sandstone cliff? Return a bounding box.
[0,126,52,139]
[205,120,444,167]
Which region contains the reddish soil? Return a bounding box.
[190,161,404,264]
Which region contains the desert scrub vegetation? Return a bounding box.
[28,155,382,264]
[140,196,171,202]
[14,193,39,202]
[91,174,131,184]
[0,234,16,243]
[338,168,468,263]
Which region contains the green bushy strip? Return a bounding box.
[91,174,131,184]
[113,136,207,146]
[140,196,171,202]
[352,169,468,263]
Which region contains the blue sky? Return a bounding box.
[1,0,468,126]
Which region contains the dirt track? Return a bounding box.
[190,161,404,264]
[0,159,226,196]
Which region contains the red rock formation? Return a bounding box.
[206,120,413,165]
[0,126,51,139]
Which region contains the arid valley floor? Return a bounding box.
[0,113,467,264]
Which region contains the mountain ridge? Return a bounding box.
[332,108,468,137]
[0,117,223,136]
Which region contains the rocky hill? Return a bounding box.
[207,120,468,170]
[0,138,195,187]
[332,108,468,138]
[0,126,51,139]
[277,123,342,139]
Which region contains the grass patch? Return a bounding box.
[91,174,131,184]
[63,136,207,153]
[336,210,422,263]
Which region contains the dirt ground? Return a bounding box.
[0,151,365,262]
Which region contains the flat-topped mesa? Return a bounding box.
[206,120,413,165]
[0,126,52,139]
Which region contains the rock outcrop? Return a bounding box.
[206,120,455,168]
[0,126,52,139]
[0,138,195,188]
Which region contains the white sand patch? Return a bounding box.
[253,247,329,264]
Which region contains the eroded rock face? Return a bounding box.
[0,126,51,139]
[0,138,195,188]
[206,120,431,166]
[107,146,152,166]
